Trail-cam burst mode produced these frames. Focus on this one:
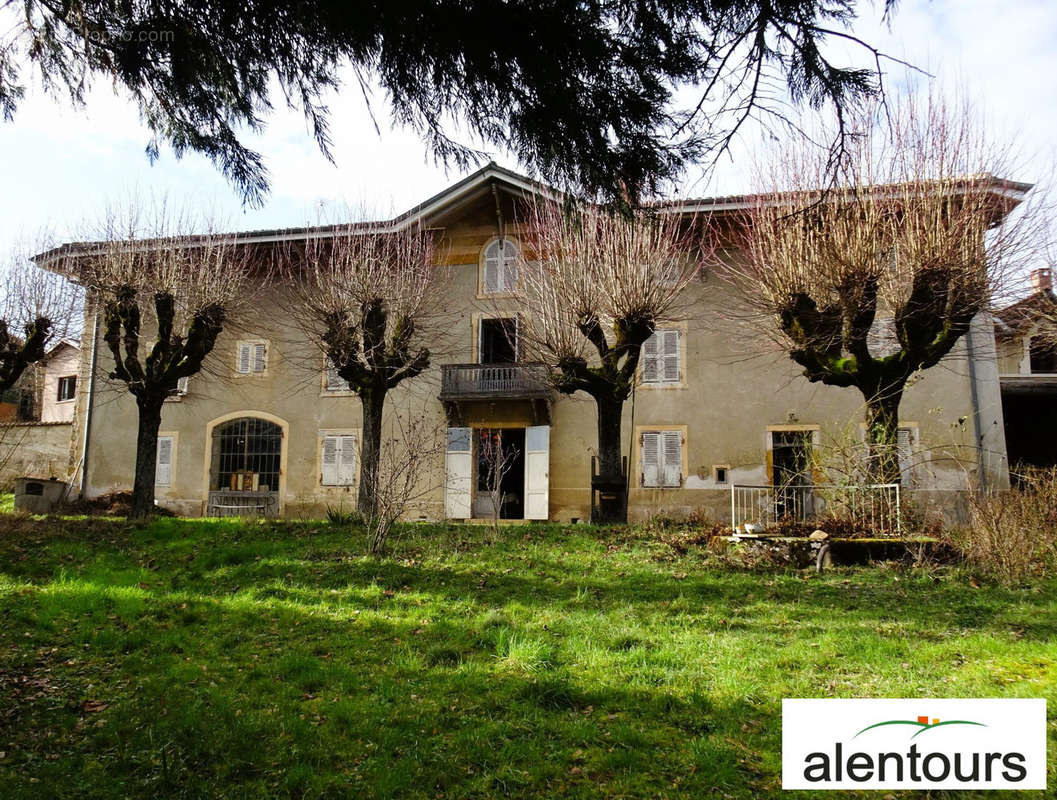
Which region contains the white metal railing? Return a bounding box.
[730,483,901,535]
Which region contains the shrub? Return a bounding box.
[952,467,1057,585]
[325,505,360,526]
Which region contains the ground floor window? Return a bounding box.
[211,417,282,492]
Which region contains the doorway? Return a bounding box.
[473,427,526,519]
[771,429,815,520]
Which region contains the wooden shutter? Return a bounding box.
[641,334,659,382]
[237,343,251,373]
[445,427,473,518]
[662,430,682,487]
[253,343,267,373]
[661,330,680,383]
[523,425,550,519]
[321,436,339,485]
[338,435,357,485]
[500,242,518,291]
[325,359,348,391]
[156,436,173,487]
[897,427,914,483]
[483,242,500,293]
[641,431,660,487]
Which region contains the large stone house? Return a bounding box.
[43,165,1018,522]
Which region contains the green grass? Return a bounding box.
[0,515,1053,799]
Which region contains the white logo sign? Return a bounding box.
[783,698,1046,790]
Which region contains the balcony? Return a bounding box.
[440,363,552,401]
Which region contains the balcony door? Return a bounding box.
[479,317,518,364]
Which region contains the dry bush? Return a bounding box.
[952,467,1057,584]
[364,410,444,554]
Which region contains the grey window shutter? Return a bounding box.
[176,376,189,395]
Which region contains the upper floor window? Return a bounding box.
[481,238,519,295]
[56,375,77,402]
[166,376,189,400]
[1029,335,1057,374]
[479,317,518,364]
[641,329,681,385]
[236,340,268,375]
[324,357,352,392]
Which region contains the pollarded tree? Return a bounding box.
[733,93,1041,483]
[2,1,903,205]
[0,251,80,393]
[517,203,700,522]
[291,224,442,518]
[73,209,251,518]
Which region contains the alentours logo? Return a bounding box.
[782,699,1046,790]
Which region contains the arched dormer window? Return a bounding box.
[481,238,519,295]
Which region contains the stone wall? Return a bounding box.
[0,422,75,490]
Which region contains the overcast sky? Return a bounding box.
[1,0,1055,267]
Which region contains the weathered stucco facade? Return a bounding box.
[63,166,1011,523]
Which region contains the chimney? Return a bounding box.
[1030,268,1052,293]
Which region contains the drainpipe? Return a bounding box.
[964,314,986,493]
[79,299,100,497]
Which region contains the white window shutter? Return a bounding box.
[339,435,357,485]
[662,330,680,383]
[641,432,660,487]
[483,245,500,293]
[501,243,518,291]
[321,436,339,485]
[237,343,251,373]
[156,436,173,487]
[523,425,550,519]
[445,427,473,518]
[662,430,682,487]
[253,343,267,373]
[642,334,659,382]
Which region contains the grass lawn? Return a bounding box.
[0,516,1054,799]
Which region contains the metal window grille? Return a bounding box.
[212,417,282,492]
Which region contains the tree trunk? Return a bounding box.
[130,396,164,519]
[357,383,387,518]
[863,384,904,485]
[593,394,627,523]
